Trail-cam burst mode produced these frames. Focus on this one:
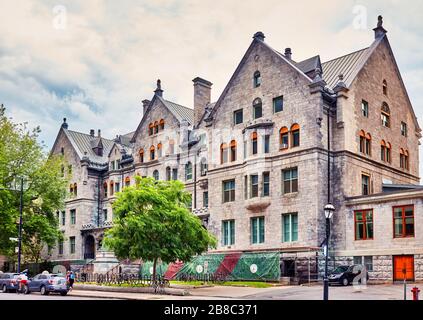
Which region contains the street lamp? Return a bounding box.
[323,203,335,301]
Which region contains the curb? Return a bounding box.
[73,284,190,296]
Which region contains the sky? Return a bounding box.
[0,0,422,177]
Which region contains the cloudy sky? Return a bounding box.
[1,0,422,176]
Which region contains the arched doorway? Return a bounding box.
[84,235,95,260]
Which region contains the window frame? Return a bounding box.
[69,236,76,254]
[251,216,265,244]
[185,162,193,181]
[222,220,235,246]
[222,179,236,203]
[361,173,370,195]
[282,167,298,194]
[361,100,369,117]
[354,209,374,240]
[253,98,262,119]
[291,124,300,148]
[70,209,76,225]
[233,109,243,125]
[393,204,414,238]
[250,174,259,198]
[262,172,270,197]
[253,71,261,88]
[273,96,283,113]
[282,213,298,242]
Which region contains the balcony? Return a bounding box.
[192,207,209,217]
[244,198,271,212]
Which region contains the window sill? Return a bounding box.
[393,235,415,239]
[282,192,298,198]
[354,238,374,241]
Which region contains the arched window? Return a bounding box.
[253,98,262,119]
[230,140,237,162]
[381,102,390,127]
[150,145,155,160]
[166,167,171,181]
[139,148,144,163]
[154,121,159,134]
[157,143,162,158]
[400,148,405,169]
[386,142,391,163]
[110,181,114,196]
[185,162,192,180]
[159,119,165,130]
[149,123,154,135]
[254,71,261,88]
[291,124,300,147]
[381,140,386,161]
[70,184,74,195]
[383,79,388,95]
[125,177,131,187]
[359,130,366,153]
[74,183,77,197]
[405,150,409,170]
[251,132,258,155]
[200,157,208,176]
[220,143,228,164]
[169,139,175,155]
[279,127,289,150]
[153,170,159,180]
[365,133,372,156]
[103,182,108,198]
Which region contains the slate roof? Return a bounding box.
[322,48,369,89]
[160,97,194,125]
[295,55,321,75]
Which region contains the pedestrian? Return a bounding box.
[69,271,75,290]
[66,271,70,289]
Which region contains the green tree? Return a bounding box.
[104,177,217,281]
[0,105,67,264]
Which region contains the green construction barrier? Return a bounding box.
[139,261,169,277]
[175,254,226,280]
[229,252,280,281]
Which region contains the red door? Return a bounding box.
[393,255,414,281]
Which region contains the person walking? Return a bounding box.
[68,271,75,290]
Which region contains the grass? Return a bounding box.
[170,280,273,288]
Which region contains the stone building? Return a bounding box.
[47,17,422,282]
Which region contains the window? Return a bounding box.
[386,142,391,163]
[253,71,261,88]
[153,170,159,180]
[280,127,289,150]
[200,158,208,176]
[115,182,120,192]
[150,146,155,160]
[405,150,409,170]
[354,256,373,271]
[222,220,235,246]
[234,109,243,125]
[73,183,77,197]
[291,124,300,147]
[69,184,74,195]
[282,213,298,242]
[186,194,192,212]
[262,172,270,197]
[243,140,247,159]
[68,165,72,175]
[149,123,154,135]
[381,103,390,127]
[354,209,373,240]
[251,132,258,155]
[110,181,114,196]
[273,96,283,113]
[58,241,64,255]
[359,130,366,153]
[157,143,162,158]
[230,140,237,162]
[393,205,414,238]
[253,98,262,119]
[383,79,387,96]
[125,177,130,187]
[103,209,108,222]
[166,167,171,181]
[139,149,144,163]
[70,209,76,225]
[203,191,208,208]
[154,121,159,134]
[250,175,259,198]
[264,135,270,154]
[103,182,108,198]
[220,143,228,164]
[172,168,178,180]
[251,217,265,244]
[244,175,248,200]
[381,140,386,162]
[223,179,236,203]
[169,140,175,155]
[61,211,66,226]
[361,100,369,117]
[401,122,407,137]
[61,147,64,156]
[362,174,370,195]
[185,162,192,180]
[282,168,298,194]
[400,149,409,170]
[159,119,165,130]
[69,237,75,254]
[365,133,371,155]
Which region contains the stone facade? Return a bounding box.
[46,18,422,282]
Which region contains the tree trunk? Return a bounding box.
[152,258,157,282]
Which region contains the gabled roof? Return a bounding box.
[295,55,322,75]
[322,47,369,89]
[160,97,194,124]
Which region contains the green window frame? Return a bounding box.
[222,220,235,246]
[70,209,76,225]
[251,216,265,244]
[282,213,298,242]
[69,237,75,254]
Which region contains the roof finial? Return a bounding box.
[334,73,347,92]
[154,79,163,97]
[253,31,265,41]
[377,15,383,28]
[61,117,68,129]
[373,15,387,39]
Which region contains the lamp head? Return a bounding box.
[324,203,335,219]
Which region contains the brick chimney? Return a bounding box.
[284,48,292,60]
[192,77,212,126]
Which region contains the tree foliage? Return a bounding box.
[104,176,217,280]
[0,105,67,263]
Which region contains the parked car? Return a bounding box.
[0,273,20,293]
[328,265,369,286]
[27,273,69,296]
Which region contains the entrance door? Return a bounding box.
[282,260,296,277]
[393,255,414,281]
[84,235,95,260]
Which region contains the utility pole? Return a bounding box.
[17,177,24,273]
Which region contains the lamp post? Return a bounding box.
[323,203,335,301]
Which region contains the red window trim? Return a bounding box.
[393,205,415,238]
[354,209,374,241]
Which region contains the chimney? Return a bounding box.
[61,118,68,129]
[284,48,292,60]
[373,15,387,39]
[98,129,101,138]
[253,31,265,42]
[193,77,212,126]
[142,99,150,115]
[154,79,163,97]
[90,129,95,137]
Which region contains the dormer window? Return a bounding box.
[253,98,262,119]
[383,79,388,96]
[253,71,261,88]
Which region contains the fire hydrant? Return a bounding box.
[411,287,420,300]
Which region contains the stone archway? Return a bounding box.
[84,235,95,260]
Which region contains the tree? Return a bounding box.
[0,104,67,264]
[104,176,217,281]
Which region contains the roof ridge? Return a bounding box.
[322,47,369,65]
[65,129,115,142]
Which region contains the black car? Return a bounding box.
[0,273,20,293]
[328,265,369,286]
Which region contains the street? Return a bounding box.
[0,292,113,300]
